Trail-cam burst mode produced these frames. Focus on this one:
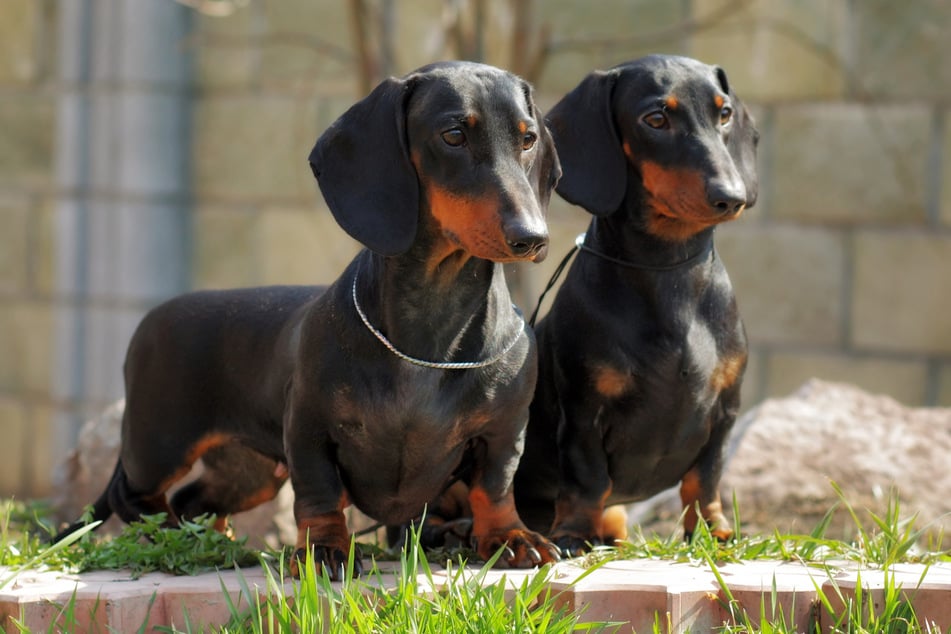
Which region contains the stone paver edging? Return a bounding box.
[2,559,951,632]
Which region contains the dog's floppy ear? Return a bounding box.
[309,77,419,256]
[717,66,760,209]
[545,69,624,216]
[521,80,562,208]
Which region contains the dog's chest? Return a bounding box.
[597,311,739,435]
[330,366,517,455]
[327,368,518,520]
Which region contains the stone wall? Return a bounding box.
[0,0,59,496]
[1,0,949,497]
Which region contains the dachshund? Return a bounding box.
[54,61,562,579]
[515,55,759,555]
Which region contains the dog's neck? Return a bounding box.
[353,249,521,367]
[585,213,716,272]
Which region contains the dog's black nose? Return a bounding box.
[708,182,747,215]
[507,231,549,260]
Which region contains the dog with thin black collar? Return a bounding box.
[515,54,759,556]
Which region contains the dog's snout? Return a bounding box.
[507,229,549,261]
[708,181,747,215]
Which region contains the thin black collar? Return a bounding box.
[575,231,714,272]
[528,231,714,326]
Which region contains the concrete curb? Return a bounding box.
[2,559,950,632]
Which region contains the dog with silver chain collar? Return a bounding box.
[53,61,562,579]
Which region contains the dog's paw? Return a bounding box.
[684,511,734,544]
[473,528,561,568]
[290,544,363,580]
[552,533,597,558]
[419,517,473,548]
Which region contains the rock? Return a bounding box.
[721,379,951,540]
[629,379,951,542]
[51,400,128,537]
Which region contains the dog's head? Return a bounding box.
[546,55,759,242]
[310,61,559,262]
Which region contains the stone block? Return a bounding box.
[23,404,59,497]
[51,302,141,408]
[258,206,361,286]
[852,232,951,354]
[889,563,951,631]
[259,0,352,86]
[192,95,318,202]
[47,198,84,298]
[716,223,846,346]
[0,0,40,83]
[88,0,122,84]
[535,0,689,94]
[771,104,930,224]
[311,92,353,131]
[0,398,27,495]
[83,200,119,300]
[53,200,186,304]
[51,304,82,403]
[765,351,929,406]
[690,0,848,101]
[392,0,442,74]
[0,200,29,293]
[81,305,145,406]
[941,108,951,228]
[550,559,722,632]
[116,90,189,197]
[0,301,53,394]
[821,564,951,633]
[114,201,188,303]
[0,95,54,189]
[32,198,56,295]
[193,5,255,89]
[57,0,86,84]
[117,0,190,85]
[852,0,951,100]
[716,561,821,632]
[938,363,951,408]
[53,92,88,190]
[192,206,259,289]
[738,348,763,415]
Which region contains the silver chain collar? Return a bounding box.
[351,274,524,370]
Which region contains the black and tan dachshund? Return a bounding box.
[514,55,759,555]
[54,61,562,579]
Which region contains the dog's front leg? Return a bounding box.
[550,398,616,557]
[468,423,561,568]
[680,386,739,542]
[285,407,359,580]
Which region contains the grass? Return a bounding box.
[1,485,950,632]
[585,486,951,570]
[207,527,621,634]
[0,504,261,581]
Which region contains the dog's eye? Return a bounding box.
[643,111,668,130]
[441,129,467,147]
[719,106,733,126]
[521,132,537,151]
